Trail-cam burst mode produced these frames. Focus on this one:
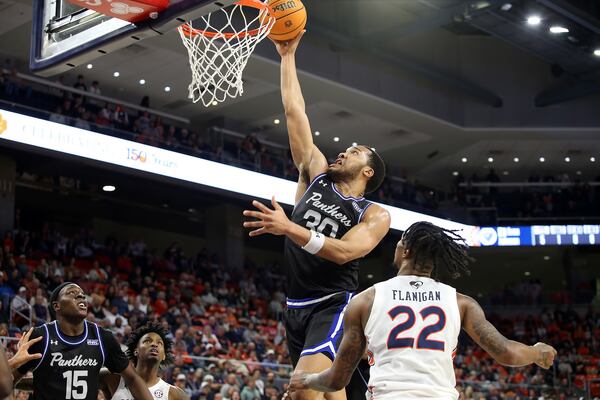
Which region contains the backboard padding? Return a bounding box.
[31,0,236,76]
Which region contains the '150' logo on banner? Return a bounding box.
[127,148,147,163]
[0,114,6,135]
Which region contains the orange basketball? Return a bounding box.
[265,0,307,42]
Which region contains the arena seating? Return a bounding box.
[1,226,597,399]
[4,67,598,225]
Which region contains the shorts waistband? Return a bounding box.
[286,292,345,309]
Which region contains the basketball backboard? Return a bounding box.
[31,0,236,76]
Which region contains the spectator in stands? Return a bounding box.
[140,95,150,109]
[73,74,87,91]
[89,80,101,96]
[4,66,31,98]
[10,286,29,327]
[96,103,112,126]
[239,133,259,170]
[32,294,49,325]
[174,373,192,398]
[112,105,130,131]
[49,106,67,125]
[240,378,261,400]
[74,111,92,130]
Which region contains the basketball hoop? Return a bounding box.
[178,0,275,107]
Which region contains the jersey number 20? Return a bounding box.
[386,305,446,351]
[63,370,88,399]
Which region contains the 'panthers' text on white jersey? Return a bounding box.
[364,275,461,399]
[111,377,172,400]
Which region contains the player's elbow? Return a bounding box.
[333,246,367,265]
[329,252,351,265]
[323,374,349,392]
[493,346,524,367]
[284,103,305,117]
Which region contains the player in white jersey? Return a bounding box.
[101,322,188,400]
[287,221,557,399]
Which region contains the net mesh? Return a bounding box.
[178,1,274,107]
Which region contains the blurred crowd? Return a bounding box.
[1,225,598,399]
[1,61,600,400]
[0,66,448,216]
[456,306,599,399]
[453,170,600,225]
[5,65,599,223]
[0,225,291,400]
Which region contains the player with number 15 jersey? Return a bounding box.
[12,282,153,400]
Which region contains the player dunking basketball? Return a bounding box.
[243,31,391,400]
[101,322,189,400]
[287,222,558,399]
[11,282,153,400]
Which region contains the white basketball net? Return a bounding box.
[178,1,274,107]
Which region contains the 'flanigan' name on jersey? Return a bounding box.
[392,290,441,302]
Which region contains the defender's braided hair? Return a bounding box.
[401,221,473,279]
[125,321,174,367]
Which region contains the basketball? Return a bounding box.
[265,0,307,42]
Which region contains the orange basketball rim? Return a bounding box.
[179,0,275,39]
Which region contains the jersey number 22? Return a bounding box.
[386,305,446,351]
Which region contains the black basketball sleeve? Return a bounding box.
[17,327,45,374]
[99,329,129,373]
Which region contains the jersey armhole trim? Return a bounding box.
[94,323,106,367]
[295,173,328,207]
[363,285,378,339]
[31,324,50,372]
[357,202,373,223]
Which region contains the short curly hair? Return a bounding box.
[125,321,174,367]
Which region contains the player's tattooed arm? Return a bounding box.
[459,293,557,368]
[289,291,373,393]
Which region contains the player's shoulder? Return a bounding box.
[93,323,120,343]
[168,384,190,400]
[349,286,376,311]
[456,291,480,308]
[30,322,52,337]
[360,203,390,223]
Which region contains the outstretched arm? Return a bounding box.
[272,32,327,185]
[244,198,390,265]
[120,364,153,400]
[459,293,556,368]
[9,327,43,383]
[288,288,374,393]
